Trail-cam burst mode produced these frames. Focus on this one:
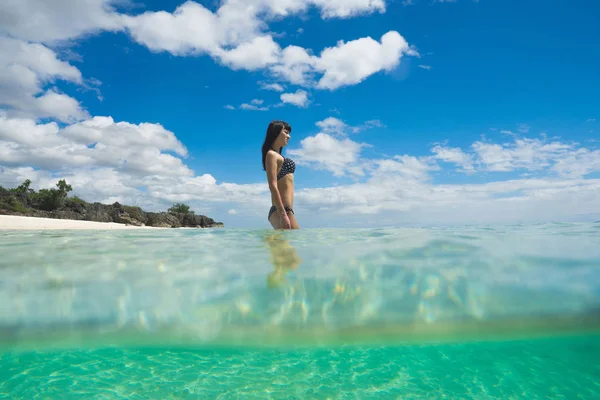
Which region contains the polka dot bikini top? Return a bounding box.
[277,157,296,180]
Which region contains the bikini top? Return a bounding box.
[277,157,296,180]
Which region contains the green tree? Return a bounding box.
[33,179,73,211]
[8,179,34,206]
[56,179,72,194]
[168,203,194,214]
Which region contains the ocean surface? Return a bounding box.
[1,223,599,398]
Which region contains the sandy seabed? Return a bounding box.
[0,215,160,230]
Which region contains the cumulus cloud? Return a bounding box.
[0,115,191,176]
[119,2,414,90]
[287,133,368,176]
[295,175,600,225]
[268,31,416,90]
[472,138,577,173]
[369,155,437,182]
[311,0,385,18]
[217,36,282,71]
[284,116,388,177]
[0,0,125,43]
[315,31,415,90]
[0,114,272,216]
[5,0,595,228]
[432,144,475,172]
[280,89,309,107]
[551,148,600,179]
[316,117,349,135]
[1,114,600,226]
[121,0,388,61]
[431,136,600,179]
[1,0,415,98]
[0,37,88,122]
[282,129,600,225]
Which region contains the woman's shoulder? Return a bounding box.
[266,150,283,162]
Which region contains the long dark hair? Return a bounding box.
[261,120,292,170]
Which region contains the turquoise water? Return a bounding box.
[1,223,599,398]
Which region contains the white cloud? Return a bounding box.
[295,176,600,225]
[432,144,475,172]
[551,148,600,179]
[1,114,600,227]
[260,82,285,92]
[315,31,415,90]
[287,133,367,176]
[311,0,385,18]
[1,1,414,95]
[240,103,269,111]
[280,89,309,107]
[121,0,390,64]
[0,0,125,43]
[62,116,187,156]
[315,116,385,135]
[0,116,61,147]
[0,115,191,176]
[316,117,348,134]
[269,45,316,86]
[216,35,281,71]
[122,2,222,56]
[270,31,416,90]
[282,131,600,225]
[359,120,385,131]
[418,64,432,70]
[0,114,273,218]
[0,37,88,122]
[369,155,436,182]
[284,116,387,177]
[472,138,575,173]
[230,99,269,111]
[119,2,414,90]
[432,136,600,180]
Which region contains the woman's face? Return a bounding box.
[278,128,291,147]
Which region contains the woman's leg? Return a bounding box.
[287,210,300,229]
[269,210,282,229]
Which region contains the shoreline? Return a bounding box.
[0,215,162,230]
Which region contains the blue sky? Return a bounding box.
[0,0,599,228]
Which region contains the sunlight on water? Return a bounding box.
[1,223,599,398]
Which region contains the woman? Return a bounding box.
[262,120,300,230]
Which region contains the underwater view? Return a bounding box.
[1,223,599,398]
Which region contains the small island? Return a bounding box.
[0,179,223,229]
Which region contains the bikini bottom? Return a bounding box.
[268,205,294,220]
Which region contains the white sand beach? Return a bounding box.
[0,215,159,230]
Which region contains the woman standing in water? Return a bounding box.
[262,120,300,230]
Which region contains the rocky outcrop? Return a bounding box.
[0,200,224,228]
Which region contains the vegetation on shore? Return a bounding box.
[0,179,223,228]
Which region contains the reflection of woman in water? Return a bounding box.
[264,232,301,288]
[261,120,300,230]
